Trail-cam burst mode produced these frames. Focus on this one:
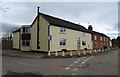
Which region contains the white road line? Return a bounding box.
[77,59,81,61]
[65,67,70,70]
[69,64,74,66]
[71,73,76,75]
[81,57,86,59]
[81,61,85,64]
[72,68,78,72]
[17,62,38,67]
[74,61,78,64]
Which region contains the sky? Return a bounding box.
[1,2,119,39]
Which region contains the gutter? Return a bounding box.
[37,7,40,49]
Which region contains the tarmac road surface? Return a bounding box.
[2,49,118,75]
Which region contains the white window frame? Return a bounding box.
[83,32,86,36]
[104,43,105,46]
[104,37,105,41]
[82,40,86,46]
[94,35,97,40]
[100,42,102,46]
[60,27,66,34]
[107,38,108,41]
[100,36,102,41]
[60,38,66,46]
[22,27,30,34]
[22,40,30,46]
[95,42,97,47]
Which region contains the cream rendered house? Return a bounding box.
[13,7,92,52]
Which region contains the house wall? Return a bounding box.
[92,34,111,49]
[49,25,92,51]
[31,15,49,51]
[13,32,20,49]
[31,17,37,51]
[21,46,31,51]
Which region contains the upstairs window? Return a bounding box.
[82,40,86,46]
[60,27,66,34]
[22,27,30,34]
[94,35,97,40]
[100,36,102,41]
[107,38,108,41]
[60,38,66,46]
[22,40,30,46]
[104,37,105,41]
[83,32,86,36]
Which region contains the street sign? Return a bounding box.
[48,35,52,40]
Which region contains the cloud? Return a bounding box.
[1,2,118,39]
[2,22,20,34]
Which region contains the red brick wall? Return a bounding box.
[92,34,111,49]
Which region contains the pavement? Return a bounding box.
[2,49,118,76]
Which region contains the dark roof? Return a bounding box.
[88,30,109,38]
[30,12,109,38]
[39,13,91,33]
[13,28,21,33]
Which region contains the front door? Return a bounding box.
[91,41,93,49]
[77,40,80,51]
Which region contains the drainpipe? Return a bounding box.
[37,7,40,49]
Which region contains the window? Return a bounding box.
[60,39,66,46]
[94,35,97,40]
[100,36,102,41]
[104,37,105,41]
[82,40,86,46]
[107,38,108,41]
[22,40,30,46]
[83,32,86,36]
[22,27,30,34]
[60,27,66,33]
[100,42,102,46]
[95,42,97,47]
[104,43,105,46]
[26,27,30,33]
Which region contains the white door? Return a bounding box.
[91,41,93,49]
[77,40,80,50]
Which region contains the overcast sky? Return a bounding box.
[1,2,118,39]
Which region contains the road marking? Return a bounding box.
[81,57,86,59]
[74,61,78,64]
[69,64,74,66]
[72,68,78,71]
[17,62,38,67]
[65,67,70,70]
[81,61,85,64]
[71,73,76,75]
[77,59,81,61]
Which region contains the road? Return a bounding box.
[2,49,118,75]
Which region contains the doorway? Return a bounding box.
[77,39,80,51]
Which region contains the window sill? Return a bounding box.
[60,32,66,34]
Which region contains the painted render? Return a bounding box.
[50,25,92,51]
[31,15,49,51]
[13,32,20,49]
[13,12,111,52]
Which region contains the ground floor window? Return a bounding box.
[82,40,86,46]
[22,40,30,46]
[60,38,66,46]
[95,42,97,47]
[100,42,102,47]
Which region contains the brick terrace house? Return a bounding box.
[88,25,112,50]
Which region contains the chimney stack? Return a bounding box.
[88,25,93,31]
